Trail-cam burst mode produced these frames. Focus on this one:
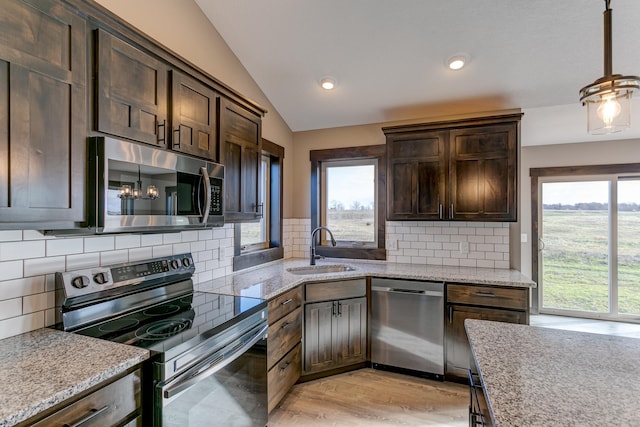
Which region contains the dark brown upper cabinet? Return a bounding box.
[449,124,516,221]
[384,114,521,222]
[170,70,218,161]
[0,0,87,227]
[96,30,219,161]
[219,97,262,222]
[386,130,448,220]
[96,28,168,148]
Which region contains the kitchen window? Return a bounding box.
[233,139,284,271]
[531,164,640,322]
[310,145,386,260]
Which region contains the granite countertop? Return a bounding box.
[196,258,536,299]
[465,319,640,427]
[0,328,149,427]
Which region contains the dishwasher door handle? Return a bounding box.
[371,286,443,297]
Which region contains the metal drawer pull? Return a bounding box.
[281,298,293,306]
[474,292,497,298]
[63,405,109,427]
[279,361,291,371]
[281,321,292,330]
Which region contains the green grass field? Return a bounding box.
[541,210,640,314]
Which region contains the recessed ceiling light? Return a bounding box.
[320,77,336,90]
[447,54,470,71]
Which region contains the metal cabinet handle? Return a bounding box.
[279,361,292,371]
[281,321,292,330]
[173,127,181,148]
[63,405,109,427]
[337,301,342,316]
[474,292,497,298]
[449,305,453,323]
[331,301,336,317]
[157,119,166,145]
[281,298,293,306]
[450,203,454,219]
[439,203,443,220]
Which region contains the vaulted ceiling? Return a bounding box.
[196,0,640,136]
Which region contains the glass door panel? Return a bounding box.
[617,179,640,316]
[541,181,609,313]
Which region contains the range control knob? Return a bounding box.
[182,257,192,267]
[93,272,109,285]
[71,276,89,289]
[170,259,180,270]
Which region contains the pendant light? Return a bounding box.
[579,0,640,135]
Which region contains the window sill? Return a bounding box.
[316,246,386,261]
[233,247,283,271]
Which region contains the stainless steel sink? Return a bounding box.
[286,264,356,275]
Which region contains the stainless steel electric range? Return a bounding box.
[56,253,268,427]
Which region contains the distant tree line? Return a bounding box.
[329,200,374,211]
[544,203,640,211]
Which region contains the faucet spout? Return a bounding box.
[310,226,336,265]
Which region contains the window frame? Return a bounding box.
[240,154,271,252]
[310,145,386,261]
[233,138,284,271]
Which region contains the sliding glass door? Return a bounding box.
[539,177,640,321]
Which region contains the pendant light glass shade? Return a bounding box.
[579,0,640,134]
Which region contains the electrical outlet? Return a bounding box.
[219,247,225,260]
[460,241,469,254]
[387,239,397,250]
[521,233,528,243]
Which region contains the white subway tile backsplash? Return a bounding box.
[0,223,236,339]
[24,256,66,277]
[0,240,45,261]
[0,312,44,340]
[46,238,84,257]
[0,298,22,320]
[115,235,141,250]
[0,230,23,242]
[0,277,44,300]
[84,236,115,253]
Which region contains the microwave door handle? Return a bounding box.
[200,166,211,224]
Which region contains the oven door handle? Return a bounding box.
[200,166,211,224]
[163,323,268,400]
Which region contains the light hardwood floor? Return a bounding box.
[268,369,469,427]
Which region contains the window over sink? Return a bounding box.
[310,145,386,260]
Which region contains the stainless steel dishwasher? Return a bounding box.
[371,278,444,379]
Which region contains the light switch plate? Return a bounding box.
[387,239,397,250]
[521,233,528,243]
[459,241,469,254]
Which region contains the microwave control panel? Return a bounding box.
[210,177,223,216]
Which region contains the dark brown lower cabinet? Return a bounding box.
[303,296,367,375]
[445,283,529,381]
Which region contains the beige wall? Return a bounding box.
[95,0,295,217]
[519,138,640,279]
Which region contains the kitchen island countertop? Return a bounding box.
[196,258,535,298]
[0,328,149,427]
[465,319,640,426]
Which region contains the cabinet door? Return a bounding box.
[445,304,527,380]
[0,0,86,225]
[219,97,262,222]
[304,301,336,373]
[171,70,218,160]
[335,297,367,366]
[449,123,517,221]
[386,131,447,220]
[96,29,167,147]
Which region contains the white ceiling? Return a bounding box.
[195,0,640,137]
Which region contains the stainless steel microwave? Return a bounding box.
[87,137,224,234]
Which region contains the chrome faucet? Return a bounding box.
[310,226,336,265]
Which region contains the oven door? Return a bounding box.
[89,136,224,234]
[155,322,268,427]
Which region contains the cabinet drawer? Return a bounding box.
[268,342,302,413]
[447,283,527,310]
[305,279,366,303]
[31,370,141,427]
[267,306,302,369]
[268,287,302,324]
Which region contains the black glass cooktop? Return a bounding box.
[74,292,266,356]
